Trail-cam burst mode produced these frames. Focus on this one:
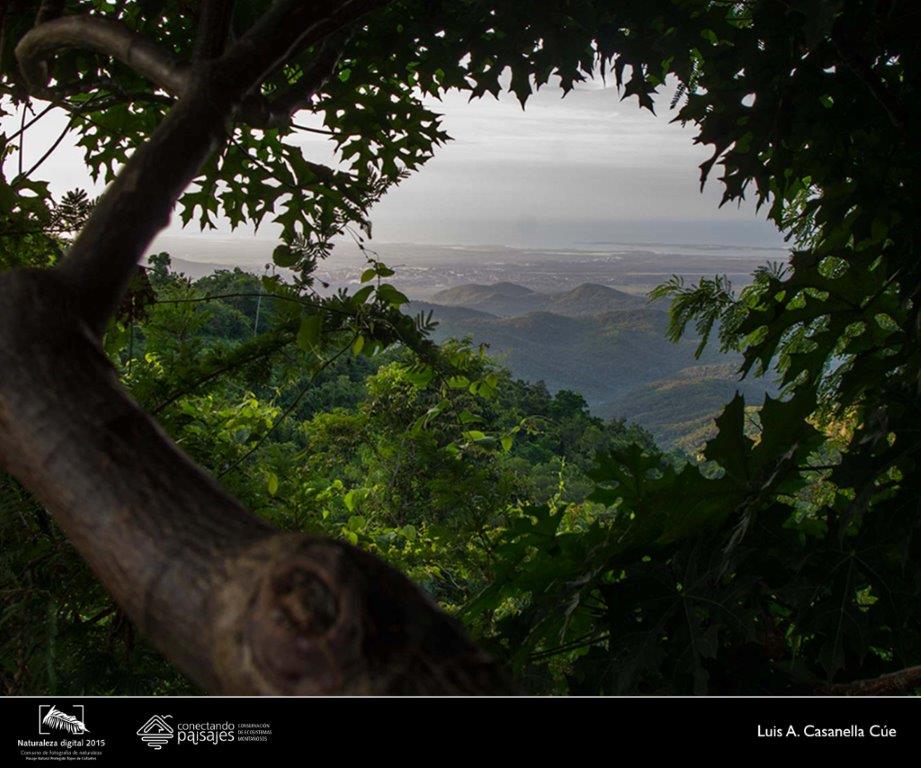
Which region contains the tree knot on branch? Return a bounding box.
[274,565,340,637]
[15,15,190,99]
[246,546,363,693]
[213,535,509,695]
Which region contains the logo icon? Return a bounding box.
[39,704,89,735]
[137,714,175,750]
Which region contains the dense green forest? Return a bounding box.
[1,0,919,695]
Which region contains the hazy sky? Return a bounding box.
[3,77,783,250]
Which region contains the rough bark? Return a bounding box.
[0,0,508,695]
[819,666,921,696]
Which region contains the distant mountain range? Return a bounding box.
[409,282,775,449]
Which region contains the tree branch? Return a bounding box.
[819,665,921,696]
[15,7,349,130]
[192,0,236,62]
[15,14,190,98]
[254,29,352,128]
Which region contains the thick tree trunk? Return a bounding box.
[0,1,508,694]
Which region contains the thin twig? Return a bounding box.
[217,336,356,478]
[7,102,54,144]
[151,334,293,413]
[291,122,336,136]
[17,101,29,175]
[153,291,308,307]
[15,117,72,181]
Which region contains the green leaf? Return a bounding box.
[376,284,409,307]
[351,285,374,305]
[343,490,363,513]
[272,244,298,267]
[702,394,753,482]
[404,365,434,387]
[296,314,323,350]
[347,515,365,532]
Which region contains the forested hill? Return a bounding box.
[428,282,644,316]
[409,282,775,447]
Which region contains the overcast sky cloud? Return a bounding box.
[2,77,783,251]
[363,81,782,247]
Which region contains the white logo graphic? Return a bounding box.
[39,704,89,735]
[137,714,175,750]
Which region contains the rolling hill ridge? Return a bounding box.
[408,282,775,448]
[430,281,645,317]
